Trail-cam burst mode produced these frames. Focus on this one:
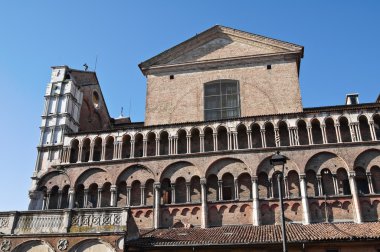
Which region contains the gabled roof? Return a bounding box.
[139,25,304,73]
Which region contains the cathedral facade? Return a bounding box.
[1,26,380,252]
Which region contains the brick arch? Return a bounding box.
[116,164,155,186]
[354,149,380,172]
[69,239,115,252]
[74,167,108,188]
[256,155,300,178]
[161,161,200,183]
[305,151,349,174]
[13,240,55,252]
[206,157,251,180]
[37,170,71,191]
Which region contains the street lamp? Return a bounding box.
[270,151,287,252]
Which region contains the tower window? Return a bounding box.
[267,64,272,70]
[204,80,240,120]
[170,75,174,80]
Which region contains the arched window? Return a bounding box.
[297,120,309,145]
[122,135,131,159]
[287,171,300,198]
[222,173,234,200]
[265,123,276,147]
[145,179,154,206]
[161,178,171,204]
[336,168,350,195]
[238,173,252,200]
[258,172,270,198]
[70,139,79,163]
[306,170,318,196]
[177,130,187,154]
[175,177,187,203]
[278,121,290,146]
[311,119,323,144]
[359,115,372,141]
[146,132,156,156]
[160,131,169,155]
[204,80,240,120]
[339,117,352,142]
[371,166,380,193]
[355,167,369,195]
[237,124,248,149]
[130,180,141,206]
[217,126,228,151]
[101,183,111,207]
[60,185,70,209]
[134,134,143,157]
[190,176,201,203]
[190,128,200,153]
[251,123,262,148]
[204,127,214,152]
[104,137,114,160]
[374,114,380,140]
[88,184,98,208]
[321,169,334,196]
[207,175,218,201]
[325,118,337,143]
[75,184,85,208]
[117,181,127,207]
[93,138,102,161]
[81,138,91,162]
[48,186,59,209]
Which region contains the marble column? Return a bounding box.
[57,190,63,209]
[218,180,223,200]
[68,188,75,209]
[349,171,362,223]
[110,185,117,207]
[299,175,310,224]
[234,178,239,200]
[153,182,161,229]
[126,187,131,206]
[200,178,208,228]
[260,129,266,148]
[317,175,323,196]
[171,183,176,204]
[186,135,191,154]
[186,182,191,203]
[213,133,217,151]
[274,128,280,147]
[252,176,260,226]
[200,134,205,153]
[367,172,374,194]
[141,186,146,206]
[156,138,160,156]
[97,187,103,208]
[247,130,253,149]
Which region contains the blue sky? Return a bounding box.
[0,1,379,211]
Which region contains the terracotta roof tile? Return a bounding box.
[129,222,380,248]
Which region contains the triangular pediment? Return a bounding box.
[139,25,303,71]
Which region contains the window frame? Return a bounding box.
[203,79,241,121]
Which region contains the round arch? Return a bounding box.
[161,161,200,183]
[116,164,155,186]
[13,240,54,252]
[69,239,115,252]
[206,157,251,179]
[74,167,108,188]
[354,149,380,172]
[305,152,349,174]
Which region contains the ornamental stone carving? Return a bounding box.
[0,240,11,252]
[57,239,68,251]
